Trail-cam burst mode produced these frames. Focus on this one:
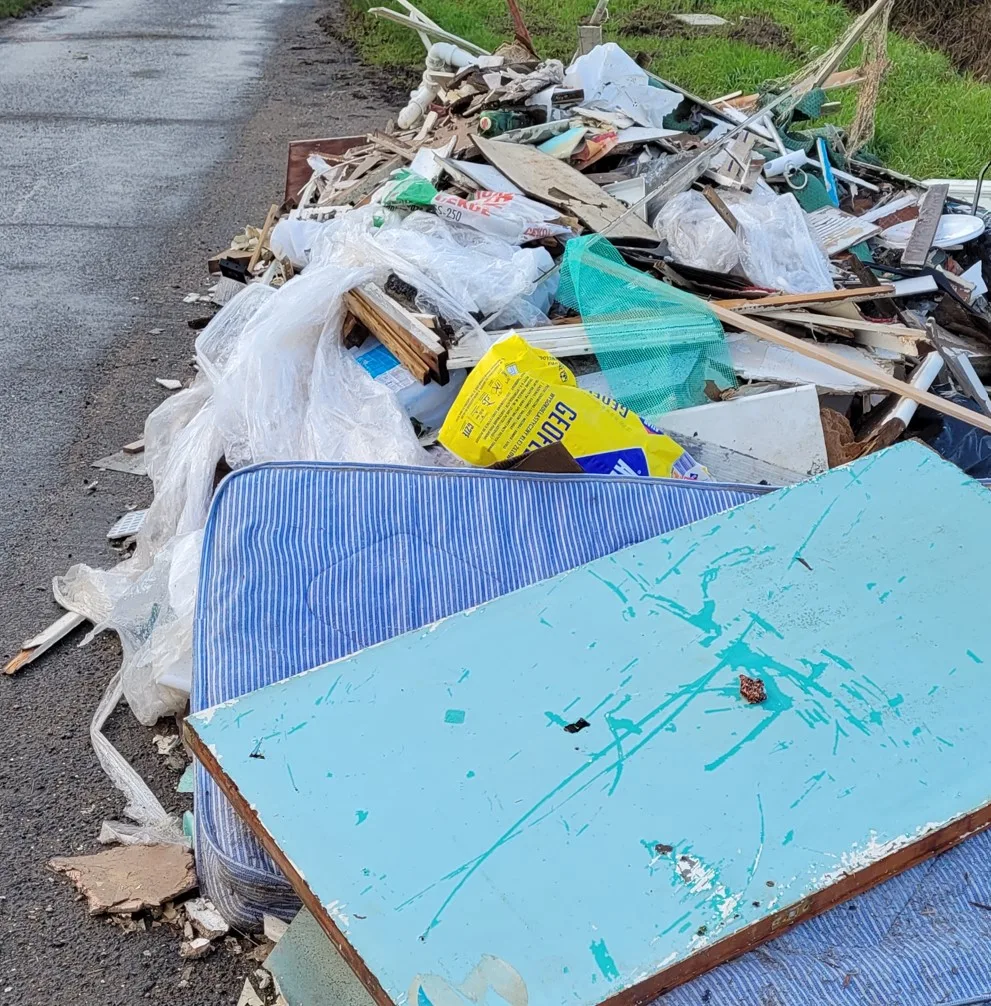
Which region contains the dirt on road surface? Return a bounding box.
[0,0,397,1002]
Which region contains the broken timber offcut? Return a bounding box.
[187,441,991,1006]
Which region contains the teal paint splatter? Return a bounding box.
[286,722,307,735]
[821,648,854,671]
[789,496,838,568]
[660,911,691,935]
[867,582,876,590]
[888,694,904,709]
[444,709,466,725]
[589,939,620,981]
[360,885,373,895]
[588,570,628,604]
[466,770,475,779]
[967,650,983,664]
[539,617,553,628]
[457,669,470,683]
[355,810,368,825]
[783,830,794,845]
[545,711,567,727]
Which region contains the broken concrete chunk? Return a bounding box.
[179,936,214,959]
[238,979,264,1006]
[263,913,290,944]
[50,844,196,916]
[155,377,183,390]
[184,897,229,941]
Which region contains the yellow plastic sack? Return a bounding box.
[439,334,706,479]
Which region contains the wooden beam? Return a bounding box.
[710,303,991,435]
[901,183,948,268]
[713,286,895,312]
[344,284,448,385]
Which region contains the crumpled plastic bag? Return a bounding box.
[564,43,681,127]
[655,185,833,294]
[728,188,834,294]
[654,190,739,273]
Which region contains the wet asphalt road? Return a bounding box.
[0,1,398,1001]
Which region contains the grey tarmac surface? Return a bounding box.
[0,0,398,1001]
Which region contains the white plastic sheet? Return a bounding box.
[654,190,739,273]
[564,43,681,128]
[56,251,432,842]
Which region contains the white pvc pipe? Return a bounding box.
[398,42,479,129]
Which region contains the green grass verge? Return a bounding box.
[0,0,46,16]
[345,0,991,179]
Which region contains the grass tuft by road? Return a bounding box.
[345,0,991,179]
[1,0,47,17]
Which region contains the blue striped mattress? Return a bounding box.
[192,462,991,1005]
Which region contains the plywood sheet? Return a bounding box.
[188,442,991,1006]
[473,135,655,240]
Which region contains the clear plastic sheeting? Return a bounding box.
[564,43,681,128]
[655,186,834,295]
[728,188,834,295]
[56,260,432,841]
[654,190,739,274]
[317,208,554,333]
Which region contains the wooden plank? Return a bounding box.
[344,284,448,385]
[713,286,895,312]
[711,302,991,434]
[247,204,279,274]
[901,183,949,268]
[187,440,991,1006]
[701,186,739,233]
[472,135,656,240]
[285,135,368,204]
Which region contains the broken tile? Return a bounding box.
[184,897,229,941]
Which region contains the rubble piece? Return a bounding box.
[247,204,280,273]
[264,914,290,944]
[50,844,196,916]
[577,24,602,56]
[4,610,86,675]
[472,135,655,239]
[806,206,881,256]
[343,284,448,384]
[672,12,728,25]
[901,183,949,267]
[180,937,214,959]
[961,261,988,304]
[265,907,376,1006]
[660,431,805,485]
[153,733,181,756]
[331,154,404,207]
[657,385,829,477]
[890,276,939,298]
[869,351,944,431]
[713,286,896,312]
[437,156,522,194]
[176,764,194,793]
[927,320,991,418]
[237,979,264,1006]
[857,192,918,224]
[107,508,147,542]
[155,378,183,391]
[121,439,145,455]
[711,303,991,434]
[184,897,229,941]
[187,440,991,1005]
[738,674,766,704]
[91,448,148,477]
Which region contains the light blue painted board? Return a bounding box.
[189,442,991,1006]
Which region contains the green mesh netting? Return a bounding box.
[557,235,736,417]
